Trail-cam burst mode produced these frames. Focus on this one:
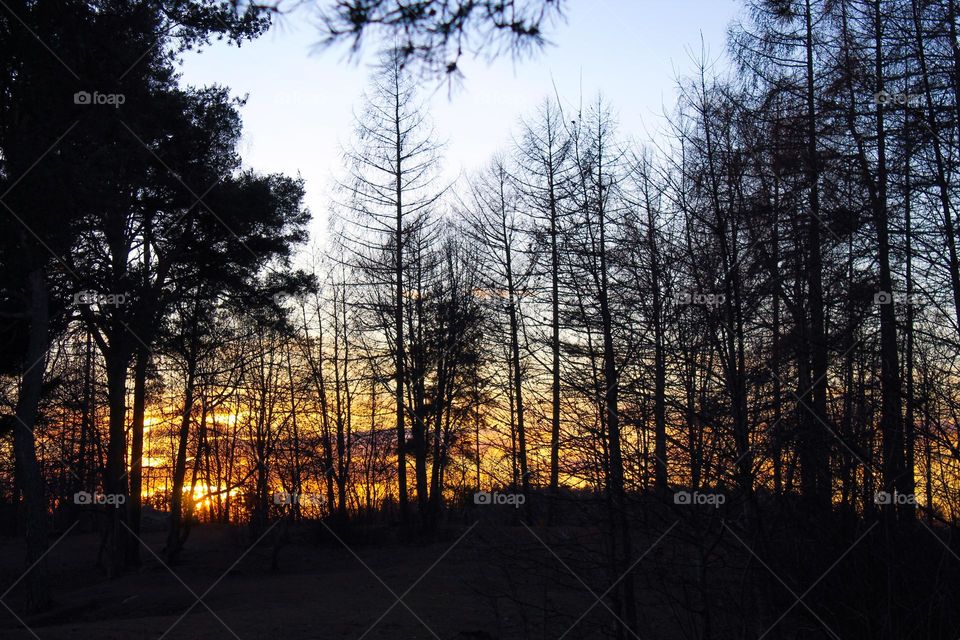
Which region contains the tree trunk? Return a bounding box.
[549,168,562,504]
[393,71,409,523]
[127,347,149,564]
[11,267,52,612]
[103,342,130,577]
[166,347,197,564]
[804,0,832,511]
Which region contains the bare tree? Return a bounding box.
[336,49,444,522]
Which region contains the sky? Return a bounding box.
[177,0,744,245]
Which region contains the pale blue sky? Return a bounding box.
[178,0,743,243]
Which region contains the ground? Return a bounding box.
[0,522,516,640]
[0,512,643,640]
[4,509,955,639]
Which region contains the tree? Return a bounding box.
[461,157,532,505]
[567,98,638,638]
[515,99,572,506]
[336,50,444,522]
[316,0,563,77]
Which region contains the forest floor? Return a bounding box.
[3,508,955,639]
[0,518,629,640]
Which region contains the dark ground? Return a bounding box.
[2,504,959,639]
[0,518,612,640]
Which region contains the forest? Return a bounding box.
[2,0,960,638]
